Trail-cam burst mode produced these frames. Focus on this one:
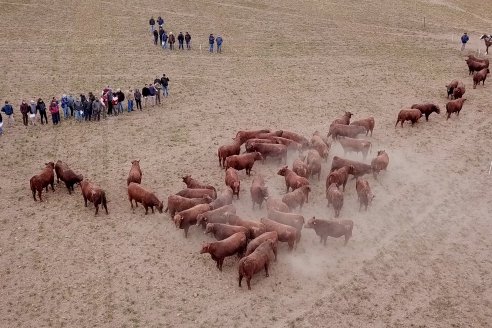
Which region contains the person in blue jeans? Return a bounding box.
[461,32,469,51]
[209,33,215,52]
[61,94,69,119]
[216,35,223,53]
[1,100,14,126]
[162,31,168,49]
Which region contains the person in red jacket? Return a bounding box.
[19,100,30,126]
[49,98,60,125]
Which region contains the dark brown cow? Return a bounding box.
[260,217,297,250]
[446,98,467,120]
[225,168,240,199]
[326,165,354,191]
[330,111,352,126]
[338,136,372,160]
[226,213,266,238]
[235,129,271,145]
[326,183,343,218]
[182,175,216,193]
[54,160,69,183]
[371,150,389,178]
[238,240,276,290]
[395,108,422,127]
[196,204,236,228]
[250,175,268,209]
[127,160,142,185]
[410,103,441,121]
[225,152,263,176]
[277,166,310,192]
[265,197,290,213]
[205,223,250,240]
[245,231,278,259]
[330,156,372,178]
[267,209,304,241]
[247,143,287,163]
[279,130,310,147]
[218,138,242,168]
[128,182,163,215]
[282,185,311,210]
[175,188,217,199]
[210,188,234,209]
[473,68,490,88]
[30,162,55,201]
[80,179,108,215]
[54,160,83,194]
[466,58,488,75]
[350,117,375,136]
[165,194,212,217]
[328,124,366,140]
[453,81,466,99]
[467,55,489,66]
[305,149,322,180]
[356,178,374,211]
[173,204,212,238]
[304,217,353,246]
[445,80,459,99]
[201,232,247,271]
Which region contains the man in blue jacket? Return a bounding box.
[461,32,469,51]
[1,100,14,126]
[209,34,215,52]
[216,35,223,53]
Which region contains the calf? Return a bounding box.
[473,68,490,88]
[326,183,343,218]
[410,103,440,121]
[326,165,354,191]
[395,108,422,127]
[127,160,142,185]
[30,162,55,201]
[225,168,240,199]
[196,204,236,228]
[226,213,266,238]
[260,217,298,250]
[225,152,263,176]
[176,188,216,199]
[235,129,271,145]
[330,156,372,178]
[247,143,287,163]
[328,124,366,139]
[279,130,310,147]
[304,217,353,246]
[453,82,466,99]
[201,232,247,271]
[250,175,268,209]
[338,136,371,160]
[54,160,83,194]
[371,150,389,178]
[205,223,250,240]
[446,98,467,120]
[267,209,304,241]
[182,175,216,193]
[277,166,310,192]
[310,134,330,160]
[282,185,311,210]
[265,197,290,213]
[238,240,276,290]
[445,80,459,99]
[305,149,322,180]
[210,188,234,209]
[245,231,278,260]
[350,117,375,136]
[292,158,309,179]
[80,179,108,215]
[165,194,212,217]
[218,138,241,168]
[356,177,374,211]
[173,204,212,238]
[128,182,163,215]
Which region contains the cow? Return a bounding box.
[210,188,234,209]
[271,136,303,152]
[328,124,366,140]
[244,231,278,260]
[330,156,372,178]
[54,160,82,194]
[182,175,216,193]
[330,111,352,126]
[265,197,290,213]
[277,166,310,192]
[30,162,55,201]
[279,130,310,147]
[225,168,240,199]
[54,160,69,184]
[225,152,263,176]
[356,178,374,211]
[244,138,277,152]
[326,183,343,218]
[446,98,466,120]
[338,136,371,160]
[127,160,142,185]
[225,213,266,238]
[247,143,287,163]
[350,117,375,136]
[80,179,108,215]
[235,129,271,145]
[410,103,441,121]
[371,150,389,178]
[304,217,353,246]
[250,175,268,209]
[395,109,422,127]
[445,80,459,99]
[238,240,276,290]
[196,204,236,228]
[267,209,304,241]
[205,223,250,240]
[218,138,242,168]
[201,232,247,271]
[128,182,163,215]
[292,158,309,179]
[282,185,311,210]
[173,204,212,238]
[175,188,217,199]
[165,194,212,218]
[260,217,298,250]
[305,149,322,180]
[453,81,466,99]
[310,133,330,160]
[466,58,488,75]
[473,68,490,88]
[326,165,354,192]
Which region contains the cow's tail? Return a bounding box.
[101,191,109,214]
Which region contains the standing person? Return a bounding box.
[1,101,14,126]
[111,94,119,116]
[162,30,168,49]
[61,94,70,119]
[106,89,114,116]
[0,111,3,135]
[178,32,185,50]
[127,88,134,112]
[168,32,175,50]
[461,32,469,51]
[142,84,150,107]
[216,35,223,53]
[148,83,156,106]
[157,16,164,28]
[153,29,159,45]
[161,74,170,97]
[134,88,142,110]
[29,100,37,125]
[20,100,30,126]
[149,16,155,33]
[49,98,60,125]
[154,80,162,105]
[67,94,75,116]
[81,94,90,121]
[116,89,125,113]
[36,98,48,125]
[159,27,164,46]
[209,33,215,52]
[185,32,191,49]
[74,97,84,122]
[92,98,102,121]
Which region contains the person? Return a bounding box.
[149,16,155,33]
[461,32,469,51]
[154,80,162,105]
[49,98,60,125]
[153,29,159,45]
[0,111,3,135]
[159,27,164,46]
[162,30,168,49]
[20,100,30,126]
[148,83,156,106]
[160,74,170,97]
[61,94,70,119]
[92,98,102,121]
[142,84,150,107]
[67,94,74,116]
[134,88,142,110]
[178,32,185,50]
[157,16,164,27]
[216,35,223,53]
[1,100,14,126]
[74,97,83,122]
[36,98,48,125]
[106,89,114,115]
[116,89,125,113]
[209,33,215,52]
[185,32,191,49]
[168,32,175,50]
[29,100,37,125]
[111,94,119,116]
[127,88,134,112]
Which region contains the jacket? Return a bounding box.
[461,34,469,43]
[74,100,84,112]
[157,17,164,26]
[148,85,156,96]
[185,33,191,42]
[117,91,125,102]
[127,91,134,100]
[36,101,46,112]
[134,90,142,100]
[142,87,150,97]
[178,33,184,42]
[92,100,102,113]
[209,35,215,44]
[20,102,30,114]
[161,77,169,87]
[216,36,223,45]
[49,102,59,114]
[1,104,14,115]
[149,18,155,25]
[30,103,37,114]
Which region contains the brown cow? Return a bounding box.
[54,160,83,194]
[225,152,263,176]
[267,209,304,241]
[244,138,277,152]
[210,188,234,209]
[466,58,488,75]
[277,166,310,192]
[226,213,266,238]
[245,231,278,260]
[260,217,298,250]
[282,185,311,210]
[201,232,247,271]
[350,117,375,136]
[410,103,441,121]
[328,124,366,140]
[445,80,459,99]
[205,223,250,240]
[326,183,343,218]
[250,175,268,209]
[467,55,489,66]
[292,158,309,179]
[371,150,389,178]
[165,194,212,217]
[182,175,216,193]
[238,240,276,290]
[247,142,287,163]
[175,188,217,199]
[453,81,466,99]
[30,162,55,201]
[326,165,354,191]
[235,129,271,145]
[128,182,163,215]
[310,133,330,160]
[279,130,310,147]
[255,131,284,140]
[271,136,303,151]
[225,168,240,199]
[218,138,242,168]
[196,204,236,228]
[127,160,142,185]
[338,136,372,160]
[446,98,467,120]
[265,197,290,213]
[395,109,422,127]
[356,178,374,211]
[305,149,322,180]
[173,204,212,238]
[330,156,372,178]
[54,160,69,183]
[80,179,108,215]
[330,111,352,126]
[473,68,490,88]
[304,217,353,246]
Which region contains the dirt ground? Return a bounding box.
[1,0,492,327]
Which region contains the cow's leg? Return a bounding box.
[38,189,43,202]
[144,206,149,215]
[238,274,243,287]
[51,180,55,191]
[264,263,269,277]
[32,189,37,201]
[83,196,88,207]
[151,206,155,214]
[95,205,99,215]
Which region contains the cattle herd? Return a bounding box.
[27,52,487,291]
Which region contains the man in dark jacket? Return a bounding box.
[20,100,30,126]
[209,33,215,52]
[0,111,3,135]
[142,84,150,107]
[149,16,155,33]
[461,32,469,51]
[1,100,14,126]
[134,89,142,110]
[157,16,164,27]
[159,27,164,45]
[116,89,125,113]
[178,32,185,50]
[160,74,170,97]
[185,32,191,49]
[36,98,47,125]
[216,35,223,53]
[148,83,156,106]
[153,29,159,45]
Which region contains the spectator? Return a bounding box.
[149,16,155,33]
[159,27,164,45]
[106,89,114,115]
[178,32,185,50]
[161,74,170,97]
[61,94,70,119]
[142,84,150,107]
[153,29,159,45]
[461,32,469,51]
[185,32,191,49]
[74,97,83,122]
[162,30,168,49]
[49,98,60,125]
[29,100,37,126]
[0,111,2,135]
[92,98,102,121]
[1,101,14,126]
[154,80,162,105]
[67,94,75,116]
[36,98,48,125]
[209,33,215,52]
[157,16,164,27]
[148,83,156,106]
[116,89,125,113]
[20,100,30,126]
[127,88,134,112]
[168,32,175,50]
[81,94,89,121]
[111,94,119,116]
[134,89,142,110]
[216,35,223,53]
[99,93,107,119]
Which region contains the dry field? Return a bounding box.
[1,0,492,327]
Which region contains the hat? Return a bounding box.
[169,31,173,34]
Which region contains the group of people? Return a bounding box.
[0,74,170,135]
[148,16,223,52]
